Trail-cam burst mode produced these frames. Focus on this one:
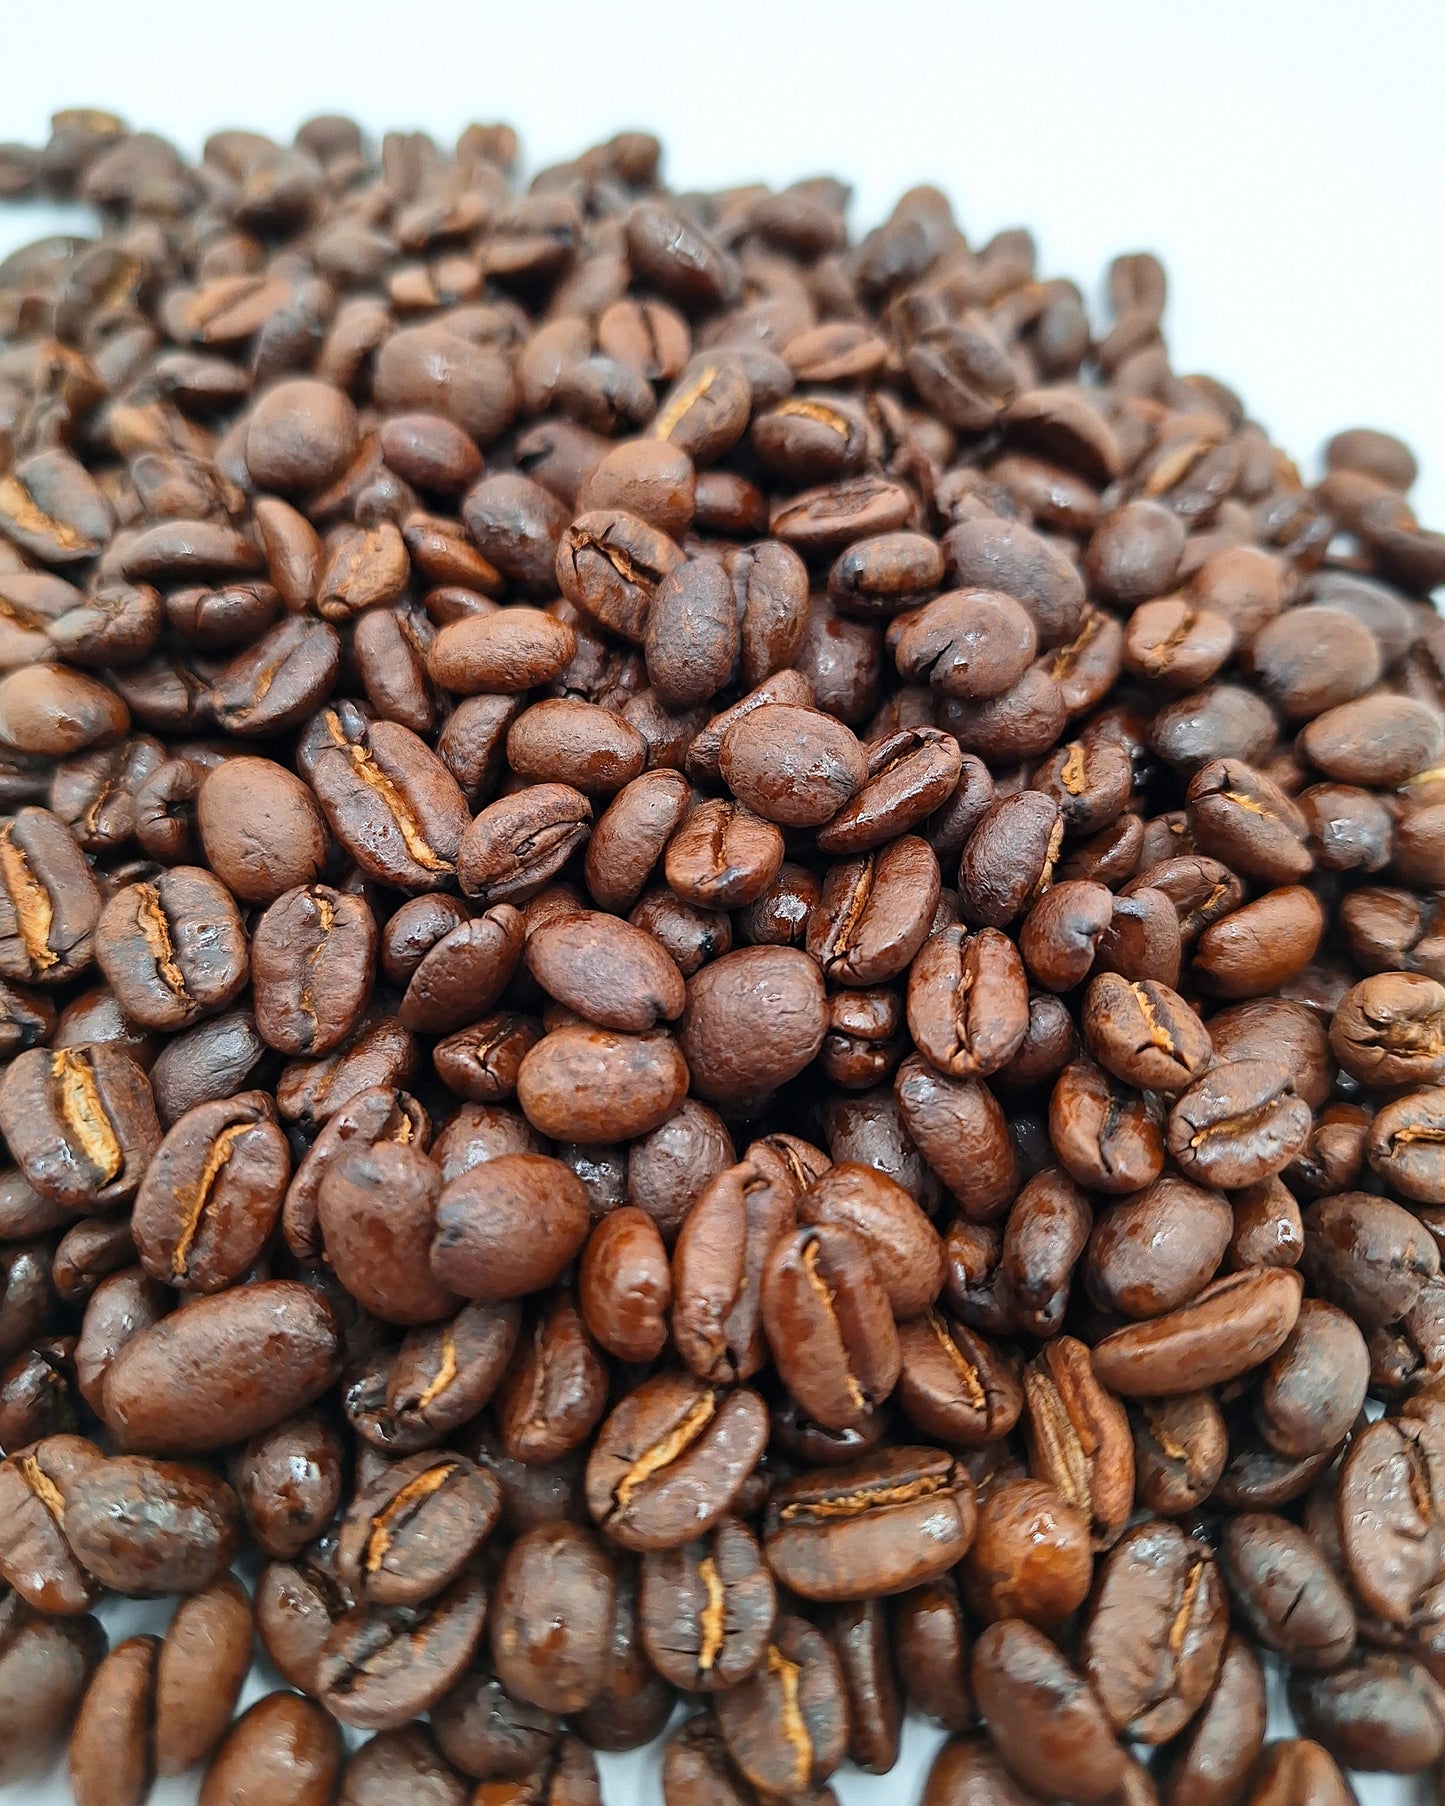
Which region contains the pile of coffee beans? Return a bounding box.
[1,106,1444,1806]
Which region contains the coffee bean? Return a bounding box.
[971,1618,1126,1805]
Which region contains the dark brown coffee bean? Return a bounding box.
[459,784,593,905]
[1289,1653,1445,1775]
[1049,1057,1165,1195]
[962,1477,1092,1628]
[102,1279,340,1453]
[200,1690,343,1806]
[762,1216,900,1431]
[68,1632,157,1806]
[1081,1519,1227,1743]
[431,1154,591,1303]
[0,1040,160,1215]
[1083,973,1213,1092]
[586,1372,768,1552]
[153,1574,252,1775]
[1091,1267,1304,1397]
[61,1454,241,1596]
[1021,1334,1134,1549]
[1166,1058,1312,1188]
[971,1618,1126,1805]
[713,1613,849,1796]
[1221,1512,1357,1668]
[95,866,248,1031]
[639,1516,776,1693]
[488,1523,615,1715]
[133,1090,289,1293]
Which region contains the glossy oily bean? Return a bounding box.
[585,1373,769,1551]
[1166,1059,1312,1189]
[0,1044,160,1211]
[63,1456,242,1596]
[1084,1177,1233,1318]
[761,1223,901,1431]
[1080,1520,1227,1743]
[336,1450,500,1609]
[95,867,248,1031]
[971,1619,1126,1806]
[1021,1335,1135,1549]
[489,1525,615,1714]
[132,1091,290,1293]
[907,926,1030,1080]
[713,1613,849,1797]
[251,884,377,1057]
[1091,1268,1304,1397]
[1220,1514,1357,1668]
[962,1478,1092,1627]
[431,1155,591,1304]
[517,1026,689,1141]
[765,1447,977,1601]
[638,1516,776,1693]
[679,947,826,1103]
[199,1691,343,1806]
[1083,973,1213,1092]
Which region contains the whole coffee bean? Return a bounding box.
[1337,1412,1445,1625]
[762,1222,901,1431]
[1289,1653,1445,1775]
[627,1098,737,1243]
[971,1618,1126,1805]
[795,1161,943,1319]
[1257,1299,1369,1458]
[1081,1519,1227,1742]
[671,1156,797,1382]
[64,1454,241,1595]
[0,805,102,985]
[431,1154,591,1303]
[578,1208,670,1363]
[316,1568,490,1731]
[1330,971,1445,1087]
[95,866,249,1030]
[585,1372,769,1551]
[430,1665,560,1781]
[679,946,827,1102]
[1049,1057,1165,1195]
[517,1025,689,1141]
[663,797,786,910]
[490,1523,615,1715]
[1166,1058,1311,1188]
[102,1279,340,1453]
[346,1300,520,1458]
[1085,1176,1233,1319]
[907,926,1030,1080]
[896,1310,1024,1448]
[960,793,1063,929]
[1300,693,1444,787]
[0,1600,106,1785]
[199,1690,343,1806]
[765,1446,977,1601]
[1301,1191,1439,1327]
[1221,1512,1357,1667]
[1083,972,1213,1092]
[68,1633,157,1806]
[1132,1392,1229,1516]
[234,1411,345,1559]
[1091,1268,1304,1397]
[133,1090,290,1293]
[0,1433,106,1613]
[639,1516,776,1693]
[153,1574,253,1775]
[458,785,594,905]
[525,911,684,1033]
[336,1448,500,1608]
[1022,1335,1134,1549]
[714,1612,849,1796]
[340,1724,468,1806]
[963,1478,1092,1627]
[0,1043,160,1211]
[808,836,940,986]
[895,1056,1018,1221]
[319,1141,458,1325]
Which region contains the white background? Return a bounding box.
[1,3,1442,1800]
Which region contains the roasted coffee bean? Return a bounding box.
[765,1446,976,1601]
[0,805,102,984]
[1049,1057,1165,1194]
[971,1618,1126,1805]
[962,1477,1092,1627]
[1166,1058,1312,1188]
[713,1612,849,1796]
[762,1222,900,1431]
[585,1372,769,1551]
[431,1154,591,1304]
[340,1724,468,1806]
[0,1043,160,1211]
[95,865,249,1031]
[907,925,1030,1080]
[1083,972,1213,1092]
[132,1090,289,1293]
[638,1516,776,1693]
[336,1449,500,1608]
[1091,1268,1304,1396]
[489,1523,615,1716]
[1085,1176,1232,1318]
[1022,1334,1134,1548]
[64,1454,242,1595]
[1132,1392,1229,1515]
[1301,1190,1439,1327]
[1221,1512,1357,1668]
[896,1310,1024,1447]
[102,1279,340,1453]
[199,1690,343,1806]
[234,1411,345,1560]
[1081,1519,1227,1742]
[316,1568,490,1731]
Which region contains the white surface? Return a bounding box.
[1,3,1442,1800]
